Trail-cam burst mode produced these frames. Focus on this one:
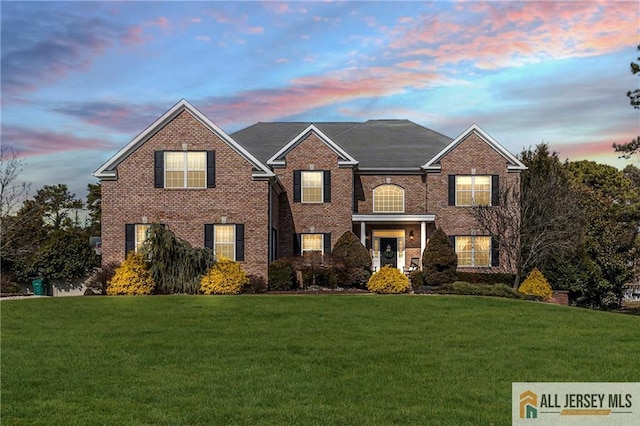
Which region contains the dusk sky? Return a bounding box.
[2,1,639,204]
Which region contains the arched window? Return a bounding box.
[373,184,404,213]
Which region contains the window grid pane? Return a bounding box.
[215,225,235,260]
[301,171,323,203]
[456,176,492,206]
[373,185,404,213]
[164,152,206,188]
[135,224,150,253]
[302,234,323,253]
[455,236,491,267]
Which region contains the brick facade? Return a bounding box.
[96,100,524,282]
[101,110,271,278]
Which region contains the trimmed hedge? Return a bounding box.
[268,258,297,291]
[456,272,515,286]
[367,265,410,294]
[107,252,155,296]
[200,257,249,295]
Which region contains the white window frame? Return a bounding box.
[455,236,491,267]
[135,224,151,253]
[455,175,491,206]
[214,224,236,261]
[301,171,323,204]
[301,234,324,255]
[373,184,405,213]
[165,151,206,189]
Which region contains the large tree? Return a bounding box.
[473,144,582,289]
[612,44,639,158]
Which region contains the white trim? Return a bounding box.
[267,124,358,167]
[352,214,435,222]
[421,124,526,171]
[93,99,274,180]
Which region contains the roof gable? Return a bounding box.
[93,99,273,180]
[267,124,358,167]
[421,124,526,171]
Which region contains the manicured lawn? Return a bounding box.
[2,295,638,425]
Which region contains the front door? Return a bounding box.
[379,238,397,268]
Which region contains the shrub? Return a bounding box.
[456,272,515,286]
[84,261,120,295]
[0,274,21,294]
[409,270,425,291]
[518,268,553,300]
[242,275,268,294]
[332,231,371,288]
[367,265,410,294]
[268,258,296,291]
[107,252,155,296]
[142,224,214,294]
[422,227,457,286]
[200,257,249,295]
[437,282,522,299]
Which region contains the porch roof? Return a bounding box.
[352,214,435,223]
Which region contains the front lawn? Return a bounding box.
[1,295,638,424]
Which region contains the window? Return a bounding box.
[293,170,330,203]
[373,184,404,213]
[302,234,323,254]
[214,225,235,260]
[204,224,244,261]
[455,236,491,267]
[301,171,323,203]
[456,176,491,206]
[165,152,206,188]
[135,224,150,253]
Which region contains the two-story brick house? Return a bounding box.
[94,99,526,279]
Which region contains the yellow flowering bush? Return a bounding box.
[107,252,155,295]
[367,265,410,294]
[200,257,249,295]
[518,268,553,300]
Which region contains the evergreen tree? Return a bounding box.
[422,227,457,286]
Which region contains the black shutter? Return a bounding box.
[448,236,456,251]
[323,233,331,254]
[154,151,164,188]
[323,171,331,203]
[448,175,456,206]
[293,171,301,203]
[235,224,245,261]
[125,224,135,254]
[293,233,301,256]
[491,236,500,267]
[491,175,499,206]
[207,151,216,188]
[204,224,214,251]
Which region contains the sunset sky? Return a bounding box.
[2,1,639,203]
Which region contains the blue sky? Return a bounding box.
[2,1,638,203]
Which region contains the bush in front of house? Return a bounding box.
[456,272,515,286]
[268,258,297,291]
[107,252,155,296]
[518,268,553,300]
[409,270,425,291]
[331,231,372,288]
[367,265,410,294]
[242,275,268,294]
[436,282,522,299]
[85,261,120,295]
[422,227,457,286]
[200,257,249,295]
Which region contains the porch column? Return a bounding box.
[360,221,366,246]
[420,221,427,269]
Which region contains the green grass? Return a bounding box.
[2,295,638,425]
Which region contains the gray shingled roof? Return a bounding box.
[231,120,453,170]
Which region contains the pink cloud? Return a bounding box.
[389,1,635,71]
[246,26,264,35]
[1,125,115,157]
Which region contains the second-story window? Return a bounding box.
[373,184,405,213]
[165,152,206,188]
[301,171,323,203]
[456,176,491,206]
